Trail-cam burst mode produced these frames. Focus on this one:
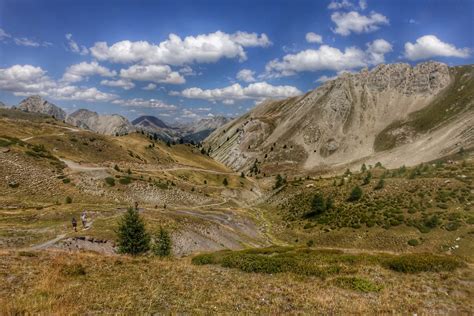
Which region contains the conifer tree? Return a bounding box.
[117,207,150,255]
[153,227,172,257]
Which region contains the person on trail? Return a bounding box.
[134,201,139,211]
[72,217,77,232]
[81,211,87,228]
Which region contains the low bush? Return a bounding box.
[61,263,86,277]
[105,177,115,186]
[385,254,463,273]
[119,177,132,185]
[334,277,383,292]
[407,239,419,246]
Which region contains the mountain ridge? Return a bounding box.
[204,61,474,174]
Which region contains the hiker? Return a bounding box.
[134,201,139,211]
[81,211,87,228]
[72,217,77,232]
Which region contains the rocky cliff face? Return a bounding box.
[17,95,66,120]
[67,109,134,136]
[205,62,473,174]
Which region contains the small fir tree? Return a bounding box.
[153,227,172,257]
[116,207,150,255]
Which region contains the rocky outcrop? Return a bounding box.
[205,62,473,173]
[67,109,134,136]
[17,95,66,120]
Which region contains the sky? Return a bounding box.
[0,0,473,124]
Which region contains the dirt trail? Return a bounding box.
[60,159,107,172]
[21,126,80,142]
[28,234,67,251]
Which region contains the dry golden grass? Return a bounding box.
[0,249,472,314]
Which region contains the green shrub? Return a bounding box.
[223,178,229,186]
[192,253,216,265]
[65,196,72,204]
[105,177,116,186]
[348,186,363,202]
[407,239,419,246]
[335,277,382,292]
[274,174,286,189]
[62,178,71,184]
[374,179,385,190]
[119,177,132,185]
[385,254,463,273]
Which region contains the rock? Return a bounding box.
[67,109,134,136]
[17,95,66,120]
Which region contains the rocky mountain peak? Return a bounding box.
[17,95,66,120]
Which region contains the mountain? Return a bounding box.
[0,101,7,108]
[67,109,134,136]
[132,115,169,129]
[132,115,179,141]
[181,116,232,142]
[132,115,231,143]
[204,61,474,174]
[17,95,66,120]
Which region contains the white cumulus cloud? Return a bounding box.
[0,64,117,102]
[305,32,323,44]
[142,83,157,90]
[404,35,470,60]
[90,31,271,65]
[62,61,116,82]
[331,11,389,36]
[236,69,256,82]
[65,33,89,55]
[100,79,135,90]
[119,64,185,84]
[180,82,301,102]
[265,39,391,77]
[112,98,177,110]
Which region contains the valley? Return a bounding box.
[0,61,473,314]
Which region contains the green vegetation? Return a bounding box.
[385,254,463,273]
[223,178,229,186]
[116,208,150,255]
[192,246,464,277]
[335,277,382,293]
[119,176,132,185]
[153,227,172,257]
[105,177,116,186]
[348,186,363,202]
[407,239,420,246]
[65,196,72,204]
[274,174,286,189]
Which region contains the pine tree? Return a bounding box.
[223,178,229,186]
[362,171,372,185]
[348,186,363,202]
[273,174,286,189]
[374,178,385,190]
[153,227,172,257]
[360,163,367,172]
[116,207,150,255]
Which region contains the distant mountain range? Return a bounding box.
[5,95,230,142]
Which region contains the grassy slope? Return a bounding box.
[0,249,472,314]
[263,156,474,260]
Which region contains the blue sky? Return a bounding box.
[0,0,472,123]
